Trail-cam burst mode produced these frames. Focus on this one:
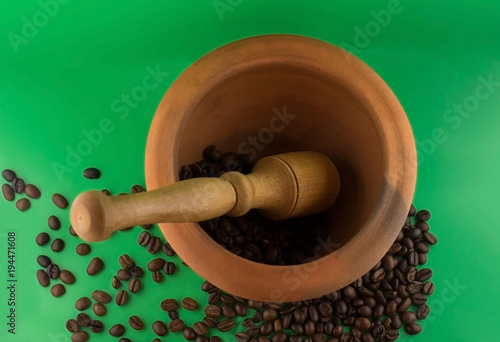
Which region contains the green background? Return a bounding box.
[1,0,499,341]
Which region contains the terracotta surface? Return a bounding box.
[145,34,417,302]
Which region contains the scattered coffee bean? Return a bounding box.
[69,225,78,236]
[2,169,16,182]
[93,303,107,316]
[115,290,129,306]
[147,236,161,254]
[59,270,75,284]
[182,297,199,311]
[235,302,248,316]
[15,198,30,211]
[92,290,111,303]
[109,324,125,337]
[423,231,438,245]
[12,178,25,193]
[24,184,41,198]
[152,270,163,283]
[119,254,135,269]
[75,297,91,310]
[416,210,431,221]
[131,184,145,193]
[138,231,151,246]
[205,304,222,318]
[168,318,185,332]
[112,276,121,289]
[47,263,60,279]
[148,258,165,271]
[37,255,51,267]
[48,215,61,230]
[90,319,104,333]
[169,310,179,320]
[161,299,179,311]
[66,319,80,332]
[152,320,168,336]
[405,322,423,335]
[51,238,65,252]
[128,315,144,330]
[194,321,208,335]
[117,269,132,281]
[77,313,91,327]
[71,331,89,342]
[76,243,90,255]
[130,266,144,277]
[128,278,141,293]
[36,269,50,287]
[236,332,251,342]
[184,327,197,340]
[83,168,101,179]
[87,257,104,275]
[2,184,14,201]
[217,319,235,332]
[162,242,176,256]
[401,311,417,324]
[423,281,435,295]
[52,193,68,209]
[164,261,176,275]
[36,232,50,246]
[416,304,430,320]
[222,304,236,319]
[210,337,222,342]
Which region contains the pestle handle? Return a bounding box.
[71,151,340,242]
[70,178,236,242]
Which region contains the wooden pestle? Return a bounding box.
[70,151,340,242]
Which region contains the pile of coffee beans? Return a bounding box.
[180,146,332,266]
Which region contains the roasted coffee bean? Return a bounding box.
[235,302,247,316]
[407,282,423,294]
[354,316,371,331]
[130,266,144,277]
[36,269,50,287]
[401,311,417,324]
[183,327,196,340]
[205,304,222,318]
[93,303,107,316]
[66,319,80,332]
[242,318,255,328]
[131,184,145,193]
[52,193,68,208]
[60,270,75,284]
[119,254,135,269]
[385,300,397,316]
[414,241,429,253]
[391,315,402,330]
[221,303,236,318]
[262,309,277,322]
[115,290,129,306]
[203,316,217,328]
[423,281,435,295]
[47,263,60,279]
[92,290,111,303]
[87,320,103,334]
[12,178,25,193]
[117,269,131,281]
[161,299,178,311]
[272,331,287,342]
[71,331,89,342]
[416,268,433,282]
[182,297,199,310]
[87,257,104,275]
[147,236,161,254]
[2,184,14,201]
[194,321,208,335]
[69,225,77,235]
[220,293,235,304]
[208,292,220,305]
[164,261,176,275]
[48,215,61,230]
[309,304,320,322]
[35,232,50,246]
[76,243,90,255]
[112,275,121,289]
[423,231,437,245]
[169,318,185,332]
[51,238,65,252]
[217,318,235,332]
[416,304,430,320]
[260,321,273,335]
[109,324,125,337]
[138,231,151,246]
[163,242,176,256]
[151,320,167,336]
[75,297,91,310]
[83,168,101,179]
[15,198,30,211]
[416,220,430,232]
[77,313,91,327]
[236,332,251,342]
[405,323,422,335]
[152,270,163,282]
[397,297,412,313]
[129,315,144,330]
[210,337,222,342]
[148,258,165,271]
[416,210,431,221]
[407,267,417,283]
[128,278,141,293]
[384,329,399,340]
[25,183,41,198]
[412,293,427,305]
[2,169,16,182]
